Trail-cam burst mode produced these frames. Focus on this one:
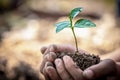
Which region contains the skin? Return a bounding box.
[100,48,120,62]
[40,44,120,80]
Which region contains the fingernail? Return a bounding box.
[46,62,53,67]
[50,52,57,60]
[50,46,54,52]
[83,70,94,79]
[55,59,61,66]
[63,55,71,62]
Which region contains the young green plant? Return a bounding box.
[55,7,96,53]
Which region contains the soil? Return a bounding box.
[56,52,100,70]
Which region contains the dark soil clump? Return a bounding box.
[56,52,100,70]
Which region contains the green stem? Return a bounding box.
[70,17,78,52]
[71,27,79,52]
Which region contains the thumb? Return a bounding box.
[83,59,117,79]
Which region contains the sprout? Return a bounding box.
[55,7,96,53]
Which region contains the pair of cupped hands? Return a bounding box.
[40,45,120,80]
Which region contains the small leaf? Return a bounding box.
[74,19,96,28]
[55,21,70,33]
[69,7,83,20]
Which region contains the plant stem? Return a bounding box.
[71,27,79,52]
[70,17,78,52]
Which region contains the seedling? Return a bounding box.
[54,7,100,70]
[55,7,96,53]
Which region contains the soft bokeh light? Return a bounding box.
[22,20,39,40]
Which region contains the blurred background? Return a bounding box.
[0,0,120,80]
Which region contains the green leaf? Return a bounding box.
[55,21,70,33]
[69,7,83,20]
[74,19,96,28]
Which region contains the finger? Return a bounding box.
[52,44,90,55]
[105,62,120,80]
[40,54,49,74]
[44,44,57,55]
[78,49,90,55]
[116,62,120,79]
[40,52,57,73]
[83,59,117,80]
[55,58,73,80]
[44,44,76,54]
[43,62,52,80]
[116,62,120,75]
[46,66,61,80]
[41,46,47,54]
[43,44,89,56]
[54,44,75,53]
[63,55,84,80]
